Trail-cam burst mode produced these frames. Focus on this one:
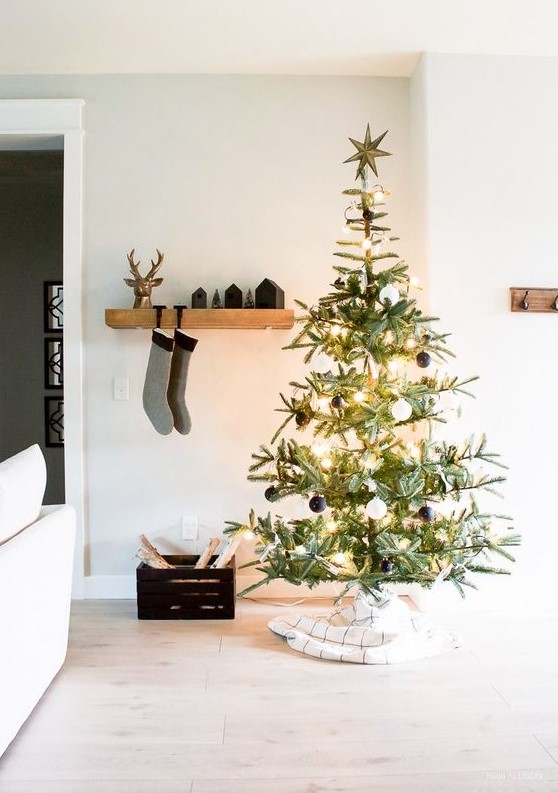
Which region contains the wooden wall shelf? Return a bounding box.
[105,308,295,330]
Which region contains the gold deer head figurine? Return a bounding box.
[124,249,164,308]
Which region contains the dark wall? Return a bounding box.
[0,150,64,503]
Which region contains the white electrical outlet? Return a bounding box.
[181,514,198,541]
[113,377,129,401]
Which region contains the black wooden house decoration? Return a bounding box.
[224,283,243,309]
[191,287,207,309]
[255,278,285,309]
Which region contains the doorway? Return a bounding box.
[0,100,85,596]
[0,141,65,503]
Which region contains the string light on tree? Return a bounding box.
[333,552,347,566]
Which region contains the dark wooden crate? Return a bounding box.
[136,554,235,620]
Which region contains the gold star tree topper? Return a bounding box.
[344,125,391,179]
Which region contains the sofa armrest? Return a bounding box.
[0,503,75,756]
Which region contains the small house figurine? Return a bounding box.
[191,287,207,309]
[255,278,284,309]
[224,283,243,309]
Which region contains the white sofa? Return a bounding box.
[0,444,75,757]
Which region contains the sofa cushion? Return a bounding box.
[0,444,46,543]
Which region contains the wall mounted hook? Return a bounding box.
[153,305,166,328]
[174,304,187,327]
[510,287,558,313]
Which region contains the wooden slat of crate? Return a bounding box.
[136,554,235,620]
[138,580,232,594]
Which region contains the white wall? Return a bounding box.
[0,75,411,596]
[411,54,558,611]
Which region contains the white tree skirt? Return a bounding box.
[268,587,462,664]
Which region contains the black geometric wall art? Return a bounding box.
[44,281,64,331]
[255,278,285,309]
[44,337,63,389]
[224,283,243,308]
[44,396,64,447]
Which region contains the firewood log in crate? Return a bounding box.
[136,555,235,620]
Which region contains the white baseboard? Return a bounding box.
[84,575,136,599]
[82,572,522,617]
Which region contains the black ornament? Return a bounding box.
[362,209,374,220]
[264,486,277,502]
[255,278,285,309]
[334,277,345,286]
[380,557,394,573]
[224,283,243,309]
[330,394,345,409]
[416,351,432,369]
[418,505,435,522]
[295,411,310,427]
[309,494,327,513]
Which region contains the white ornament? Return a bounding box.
[312,352,335,374]
[391,398,413,422]
[365,497,388,520]
[379,284,400,305]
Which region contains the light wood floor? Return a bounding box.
[1,598,558,792]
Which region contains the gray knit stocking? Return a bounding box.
[142,329,174,435]
[167,330,198,435]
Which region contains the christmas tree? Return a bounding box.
[226,126,520,601]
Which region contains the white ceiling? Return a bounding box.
[2,0,558,77]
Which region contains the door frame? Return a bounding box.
[0,99,85,597]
